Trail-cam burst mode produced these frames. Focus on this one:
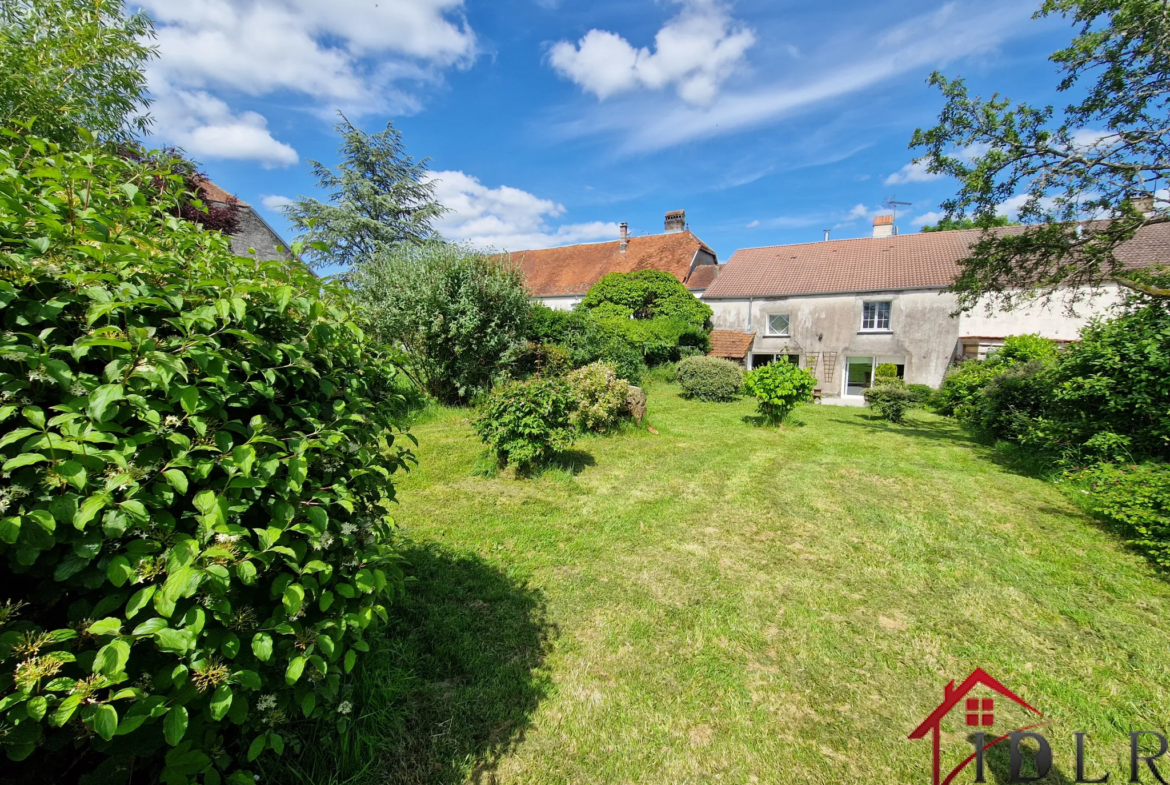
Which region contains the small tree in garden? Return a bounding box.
[0,129,413,783]
[864,385,916,423]
[473,378,578,469]
[581,270,712,328]
[349,241,531,404]
[744,363,817,426]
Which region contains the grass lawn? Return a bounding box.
[280,380,1170,784]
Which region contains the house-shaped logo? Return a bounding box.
[908,668,1045,785]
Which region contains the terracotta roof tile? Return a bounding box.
[196,178,246,206]
[686,264,721,290]
[708,330,754,360]
[505,230,715,297]
[705,223,1170,299]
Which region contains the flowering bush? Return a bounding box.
[743,362,817,425]
[0,130,412,783]
[567,362,629,433]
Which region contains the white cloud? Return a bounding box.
[429,170,619,251]
[548,0,756,106]
[261,195,294,210]
[141,0,477,165]
[149,84,297,168]
[885,159,942,185]
[912,211,943,227]
[555,0,1032,153]
[746,219,760,228]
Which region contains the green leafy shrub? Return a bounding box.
[936,334,1059,418]
[1073,463,1170,569]
[508,341,571,380]
[596,316,709,367]
[567,362,630,433]
[906,384,935,406]
[676,356,743,402]
[472,378,577,468]
[743,362,817,425]
[579,270,712,328]
[349,241,530,404]
[875,363,899,381]
[970,360,1056,445]
[864,382,915,423]
[0,133,412,782]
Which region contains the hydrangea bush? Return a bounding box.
[743,362,817,426]
[472,378,577,469]
[0,130,412,783]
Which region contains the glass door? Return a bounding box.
[845,357,874,396]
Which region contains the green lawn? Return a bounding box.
[280,380,1170,784]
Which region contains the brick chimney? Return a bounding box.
[873,214,896,239]
[619,222,629,253]
[664,210,686,234]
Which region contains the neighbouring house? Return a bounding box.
[703,216,1168,405]
[196,180,294,261]
[504,210,721,309]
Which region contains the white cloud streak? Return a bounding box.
[429,170,619,251]
[885,159,943,186]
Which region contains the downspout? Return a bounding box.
[746,296,754,371]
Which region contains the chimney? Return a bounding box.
[873,214,895,239]
[664,210,686,234]
[823,229,831,242]
[619,222,629,253]
[1134,195,1155,216]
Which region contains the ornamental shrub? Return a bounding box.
[743,362,817,426]
[567,362,630,433]
[472,378,577,469]
[0,131,413,783]
[875,363,899,381]
[864,382,915,423]
[676,356,743,402]
[580,270,712,329]
[906,384,935,407]
[1073,463,1170,569]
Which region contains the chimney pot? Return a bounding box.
[664,210,686,234]
[823,229,831,242]
[873,214,895,239]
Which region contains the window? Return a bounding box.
[752,354,800,369]
[766,314,790,336]
[846,357,874,396]
[861,301,891,332]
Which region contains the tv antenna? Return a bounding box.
[884,196,912,228]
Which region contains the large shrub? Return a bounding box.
[936,334,1058,417]
[743,362,817,426]
[676,356,743,402]
[864,382,915,424]
[0,134,412,782]
[472,378,577,469]
[1074,463,1170,569]
[349,242,530,404]
[597,316,710,367]
[970,360,1056,445]
[567,363,630,433]
[580,270,712,328]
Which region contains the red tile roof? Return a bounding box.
[705,223,1170,299]
[708,330,754,360]
[196,178,246,205]
[686,264,721,290]
[505,230,716,297]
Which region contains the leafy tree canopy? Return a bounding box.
[580,269,712,328]
[285,116,446,269]
[919,215,1017,232]
[0,0,155,147]
[910,0,1170,311]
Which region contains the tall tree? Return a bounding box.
[285,116,446,269]
[910,0,1170,311]
[0,0,155,147]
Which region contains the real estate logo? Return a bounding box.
[908,668,1170,784]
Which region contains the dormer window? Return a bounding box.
[861,301,891,332]
[766,314,790,337]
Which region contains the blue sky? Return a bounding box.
[134,0,1076,263]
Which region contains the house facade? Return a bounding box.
[702,217,1165,405]
[506,210,720,308]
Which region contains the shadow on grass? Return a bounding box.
[528,449,596,478]
[740,415,806,428]
[828,415,982,445]
[270,543,554,785]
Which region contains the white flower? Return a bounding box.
[257,694,277,711]
[215,533,240,544]
[68,383,87,397]
[336,701,352,715]
[340,523,357,536]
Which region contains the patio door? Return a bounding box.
[845,357,874,397]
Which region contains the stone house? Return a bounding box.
[702,217,1167,405]
[504,210,720,309]
[196,180,294,262]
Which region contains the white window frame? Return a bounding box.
[860,301,892,333]
[765,313,790,337]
